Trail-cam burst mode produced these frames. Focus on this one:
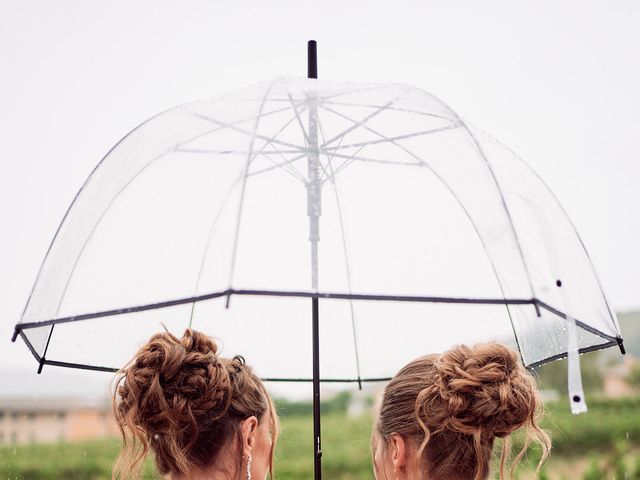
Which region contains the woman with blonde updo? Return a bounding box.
[112,329,278,480]
[372,343,551,480]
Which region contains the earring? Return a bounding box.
[246,453,252,480]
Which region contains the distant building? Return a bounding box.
[0,396,117,445]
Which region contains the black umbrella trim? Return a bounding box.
[13,288,624,374]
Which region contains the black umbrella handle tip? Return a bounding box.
[308,40,318,79]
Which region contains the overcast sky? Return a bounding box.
[1,1,638,393]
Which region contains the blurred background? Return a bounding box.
[1,0,638,478]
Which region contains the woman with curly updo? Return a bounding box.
[112,329,278,480]
[372,343,551,480]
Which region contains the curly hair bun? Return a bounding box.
[431,343,536,438]
[127,329,231,435]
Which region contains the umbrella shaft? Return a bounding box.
[312,297,322,479]
[307,39,322,480]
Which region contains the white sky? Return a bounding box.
[1,1,638,394]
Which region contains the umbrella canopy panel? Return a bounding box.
[15,77,622,377]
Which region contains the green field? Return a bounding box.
[2,396,640,479]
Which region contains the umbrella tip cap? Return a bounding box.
[307,41,318,79]
[617,337,626,355]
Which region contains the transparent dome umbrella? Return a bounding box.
[13,42,624,478]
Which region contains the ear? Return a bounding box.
[389,433,408,473]
[240,416,259,456]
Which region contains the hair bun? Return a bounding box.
[119,329,231,439]
[432,343,537,438]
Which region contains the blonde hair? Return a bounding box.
[112,328,278,479]
[376,343,550,480]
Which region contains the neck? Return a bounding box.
[179,467,240,480]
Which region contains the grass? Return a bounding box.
[1,397,640,479]
[0,438,122,480]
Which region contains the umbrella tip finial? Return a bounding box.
[307,40,317,79]
[37,358,45,374]
[617,337,626,355]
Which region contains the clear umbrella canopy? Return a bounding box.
[14,77,623,383]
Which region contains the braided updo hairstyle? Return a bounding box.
[376,343,550,480]
[112,329,278,479]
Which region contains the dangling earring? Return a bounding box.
[246,453,252,480]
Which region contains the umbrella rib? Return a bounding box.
[321,124,460,151]
[258,152,306,182]
[456,119,539,316]
[253,101,312,182]
[245,152,308,178]
[321,146,371,184]
[176,103,303,151]
[321,100,454,121]
[175,147,306,155]
[244,104,312,183]
[320,99,396,147]
[190,112,305,151]
[316,115,363,385]
[315,111,348,184]
[320,103,459,152]
[317,104,423,174]
[327,158,364,388]
[263,150,307,183]
[188,179,241,327]
[327,151,417,167]
[187,105,312,183]
[176,102,310,158]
